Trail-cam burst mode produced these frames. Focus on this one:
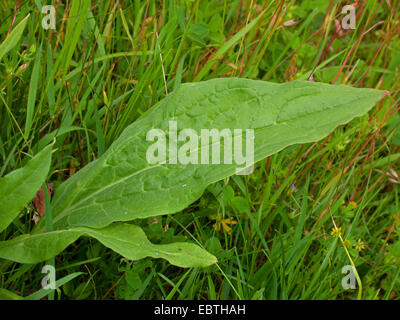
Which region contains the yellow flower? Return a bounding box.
[355,239,366,252]
[211,213,237,235]
[330,226,342,238]
[348,201,358,209]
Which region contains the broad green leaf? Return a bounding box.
[81,223,216,267]
[0,144,53,233]
[42,79,383,231]
[0,14,29,61]
[0,223,216,268]
[0,231,80,263]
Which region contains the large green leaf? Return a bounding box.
[0,223,216,268]
[42,79,383,231]
[82,223,216,267]
[0,144,53,233]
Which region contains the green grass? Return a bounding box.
[0,0,400,299]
